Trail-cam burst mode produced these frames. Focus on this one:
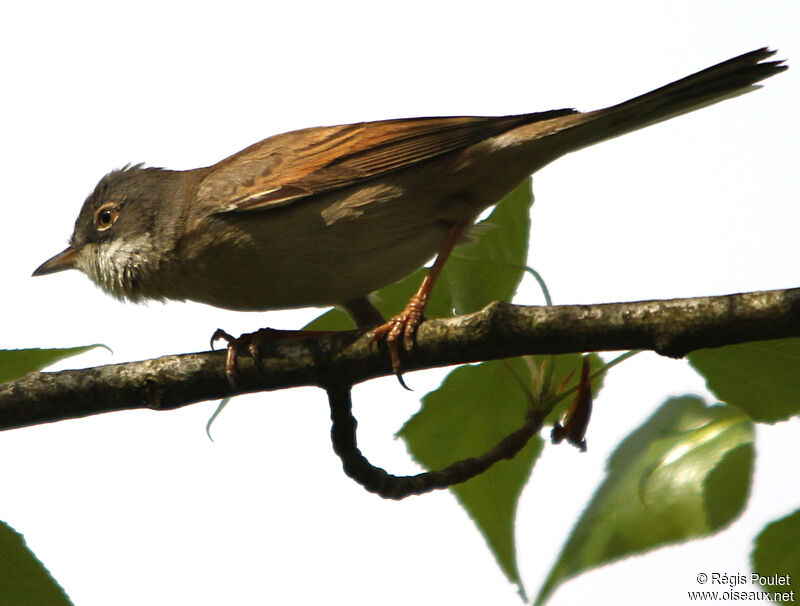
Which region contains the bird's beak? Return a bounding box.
[32,245,81,276]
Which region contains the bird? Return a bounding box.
[33,48,787,382]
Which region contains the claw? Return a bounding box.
[395,373,412,391]
[208,329,237,387]
[210,328,235,351]
[224,341,239,389]
[368,223,465,387]
[209,329,241,388]
[370,295,425,389]
[211,327,338,389]
[208,328,272,389]
[248,340,265,372]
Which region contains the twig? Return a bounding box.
[326,382,543,499]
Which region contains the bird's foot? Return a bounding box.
[211,327,334,389]
[370,295,425,389]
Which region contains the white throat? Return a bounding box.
[76,234,163,302]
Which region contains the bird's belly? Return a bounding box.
[172,182,455,311]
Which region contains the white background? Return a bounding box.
[1,2,798,605]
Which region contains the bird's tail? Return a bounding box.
[535,47,786,156]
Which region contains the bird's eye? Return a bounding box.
[94,203,120,231]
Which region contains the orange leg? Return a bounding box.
[371,223,466,378]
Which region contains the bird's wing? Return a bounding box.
[195,110,576,213]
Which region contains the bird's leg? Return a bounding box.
[341,297,385,329]
[371,223,466,377]
[211,327,336,389]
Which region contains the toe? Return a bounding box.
[248,340,265,372]
[224,343,239,389]
[211,328,234,350]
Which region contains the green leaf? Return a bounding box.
[751,509,800,601]
[535,396,754,606]
[303,307,353,331]
[0,346,106,385]
[305,179,533,331]
[0,521,72,605]
[688,338,800,423]
[399,353,602,600]
[430,178,533,316]
[399,358,541,599]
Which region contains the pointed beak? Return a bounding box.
[32,245,81,276]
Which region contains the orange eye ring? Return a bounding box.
[94,202,120,231]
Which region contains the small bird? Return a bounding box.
[34,48,786,379]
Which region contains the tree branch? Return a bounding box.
[327,382,544,499]
[2,287,800,431]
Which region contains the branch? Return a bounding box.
[327,382,544,499]
[2,287,800,431]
